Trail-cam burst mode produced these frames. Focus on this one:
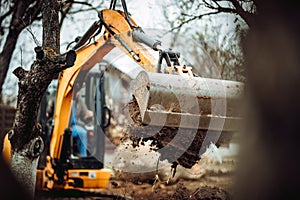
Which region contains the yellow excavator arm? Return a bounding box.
[51,9,157,159]
[50,8,204,160]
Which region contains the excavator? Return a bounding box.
[3,0,243,192]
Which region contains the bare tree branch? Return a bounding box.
[228,0,255,26]
[25,26,41,46]
[67,7,96,14]
[70,0,93,7]
[60,0,74,28]
[170,11,221,31]
[177,0,256,28]
[0,1,43,100]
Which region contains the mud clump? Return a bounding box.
[127,125,232,169]
[127,97,233,168]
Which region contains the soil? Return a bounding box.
[107,148,237,200]
[107,177,232,200]
[127,97,233,168]
[109,183,228,200]
[35,141,238,200]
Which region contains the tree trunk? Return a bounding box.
[8,0,76,198]
[42,0,60,53]
[0,30,21,101]
[0,1,42,101]
[9,49,75,198]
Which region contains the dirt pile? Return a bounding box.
[108,144,238,199]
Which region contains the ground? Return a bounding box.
[107,143,237,200]
[35,143,238,200]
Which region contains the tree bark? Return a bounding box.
[8,0,76,198]
[0,29,21,102]
[9,47,76,199]
[229,0,256,28]
[42,0,60,53]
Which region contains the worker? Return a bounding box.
[71,87,93,157]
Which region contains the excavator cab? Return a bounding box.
[68,68,107,161]
[36,64,111,190]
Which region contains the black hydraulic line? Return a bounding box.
[157,51,164,73]
[91,24,103,39]
[109,0,113,9]
[66,40,77,50]
[73,20,102,50]
[99,10,116,35]
[114,35,141,62]
[164,52,172,67]
[109,0,117,9]
[120,0,135,27]
[103,106,111,128]
[157,50,181,73]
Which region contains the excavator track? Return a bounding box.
[126,97,234,169]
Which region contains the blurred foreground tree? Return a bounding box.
[236,0,300,199]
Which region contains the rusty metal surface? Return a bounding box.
[131,71,243,131]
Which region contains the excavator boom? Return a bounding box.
[51,8,243,161]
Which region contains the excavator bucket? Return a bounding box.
[131,71,243,131]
